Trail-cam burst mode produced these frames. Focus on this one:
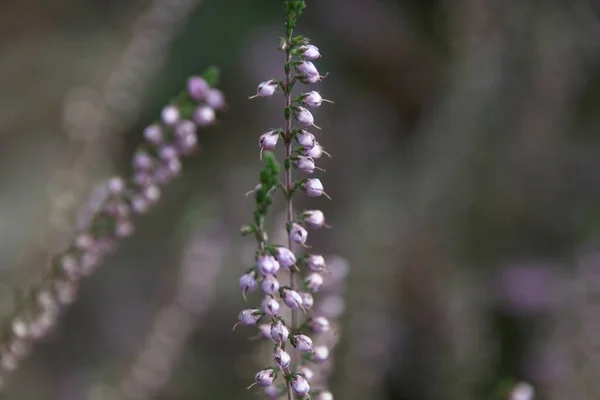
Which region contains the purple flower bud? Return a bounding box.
[297,365,314,381]
[276,247,296,269]
[291,374,310,396]
[240,270,258,296]
[281,288,304,309]
[261,274,280,296]
[306,254,326,272]
[291,333,313,353]
[264,385,281,399]
[274,347,291,369]
[237,309,263,327]
[294,156,316,174]
[296,130,316,149]
[188,76,210,101]
[107,177,126,195]
[304,273,324,292]
[161,105,180,125]
[270,320,289,343]
[259,131,279,151]
[290,223,308,245]
[258,254,280,276]
[302,210,326,228]
[304,179,325,197]
[296,61,319,79]
[298,44,321,60]
[143,185,161,204]
[251,80,279,98]
[311,345,329,364]
[174,120,197,139]
[304,142,327,159]
[313,390,334,400]
[205,88,227,110]
[309,316,330,333]
[115,220,134,238]
[254,368,276,387]
[258,323,272,340]
[302,91,325,108]
[262,296,280,317]
[143,124,163,145]
[193,105,216,127]
[300,292,314,309]
[159,145,179,161]
[294,107,317,128]
[133,151,154,170]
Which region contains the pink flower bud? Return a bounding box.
[270,320,289,343]
[258,254,280,276]
[300,292,314,309]
[205,88,227,110]
[254,368,276,387]
[297,365,314,381]
[294,107,318,128]
[251,80,279,98]
[302,91,326,108]
[193,105,216,127]
[261,274,280,295]
[291,374,310,396]
[296,130,316,149]
[291,333,313,353]
[311,345,329,364]
[258,323,272,340]
[304,142,328,159]
[161,105,180,125]
[133,151,154,170]
[306,254,326,272]
[259,131,279,151]
[309,316,330,333]
[274,347,292,369]
[304,273,324,292]
[143,185,161,204]
[237,309,263,327]
[294,156,316,174]
[304,179,325,197]
[302,210,327,228]
[290,223,308,245]
[143,124,163,145]
[262,296,280,317]
[296,61,319,79]
[107,177,126,195]
[239,270,258,296]
[281,288,304,309]
[174,120,197,139]
[158,146,176,163]
[298,44,321,60]
[187,76,210,101]
[276,247,296,269]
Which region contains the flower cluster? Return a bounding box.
[237,2,337,399]
[0,69,225,388]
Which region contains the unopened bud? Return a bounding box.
[259,131,279,153]
[300,292,314,309]
[294,107,319,128]
[309,316,330,333]
[302,210,327,228]
[294,156,316,174]
[270,320,289,343]
[262,296,280,317]
[274,348,292,369]
[143,124,163,145]
[281,288,304,309]
[107,177,126,195]
[298,44,321,60]
[240,270,258,297]
[304,273,324,292]
[257,254,280,276]
[296,61,319,79]
[296,365,314,381]
[291,374,310,397]
[291,333,313,353]
[306,254,326,272]
[303,179,327,197]
[253,368,277,387]
[261,274,280,296]
[161,105,180,125]
[304,142,329,159]
[311,345,329,364]
[188,76,210,101]
[296,130,316,149]
[290,223,308,245]
[302,91,332,108]
[276,247,296,269]
[250,80,279,99]
[206,88,227,110]
[235,309,263,328]
[193,105,216,127]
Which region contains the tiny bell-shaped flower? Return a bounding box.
[258,254,280,276]
[262,296,280,317]
[280,287,304,310]
[250,368,277,388]
[290,223,308,245]
[239,270,258,299]
[291,374,311,397]
[258,323,272,340]
[261,274,280,296]
[298,44,321,60]
[273,348,292,369]
[187,76,210,101]
[303,142,330,159]
[294,156,317,174]
[234,309,263,330]
[296,130,316,149]
[193,105,216,127]
[304,273,324,292]
[302,91,333,109]
[309,316,330,333]
[143,124,163,145]
[250,79,279,99]
[294,107,320,129]
[276,247,296,269]
[270,319,290,343]
[313,390,334,400]
[302,210,328,229]
[296,61,319,79]
[291,333,313,353]
[303,179,331,199]
[259,130,280,159]
[161,105,180,125]
[300,292,314,309]
[306,254,327,272]
[311,345,329,364]
[296,365,314,381]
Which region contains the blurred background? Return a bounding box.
[1,0,600,399]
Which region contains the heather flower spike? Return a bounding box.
[239,1,341,398]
